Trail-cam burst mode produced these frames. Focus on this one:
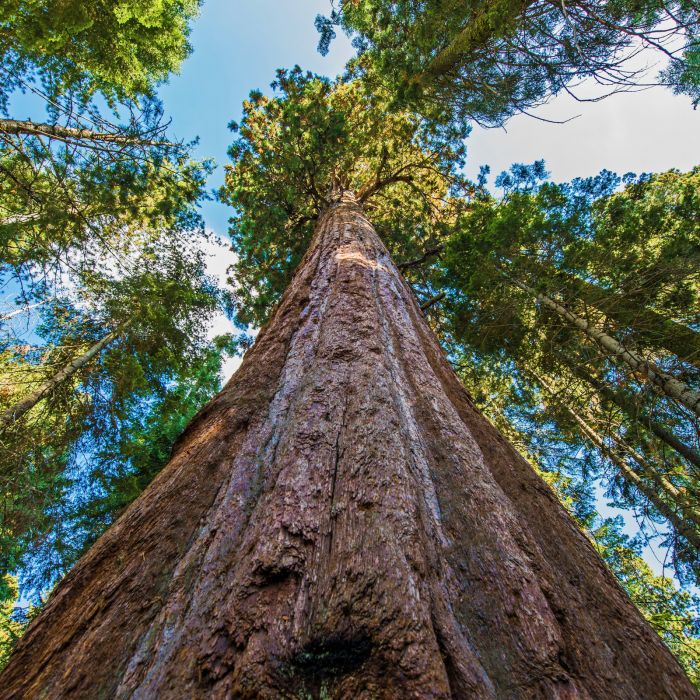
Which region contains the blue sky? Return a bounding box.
[157,0,356,237]
[155,0,699,240]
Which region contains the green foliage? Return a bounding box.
[0,574,43,670]
[591,518,700,685]
[440,163,700,584]
[0,120,214,302]
[0,0,201,109]
[0,330,235,596]
[0,0,232,626]
[319,0,700,125]
[55,335,236,572]
[443,164,700,384]
[0,0,212,318]
[220,65,470,327]
[1,575,23,665]
[0,216,233,595]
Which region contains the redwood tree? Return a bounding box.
[0,70,697,698]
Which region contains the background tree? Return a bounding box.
[437,163,700,581]
[0,223,236,602]
[0,0,210,308]
[316,0,700,125]
[0,122,212,302]
[0,0,240,614]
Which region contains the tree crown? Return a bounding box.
[221,65,471,327]
[1,0,201,110]
[317,0,700,125]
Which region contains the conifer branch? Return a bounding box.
[422,0,535,81]
[571,363,700,472]
[514,279,700,418]
[420,292,445,311]
[0,118,172,147]
[534,372,700,553]
[615,435,700,528]
[357,173,414,203]
[0,299,53,322]
[397,245,445,270]
[0,316,136,431]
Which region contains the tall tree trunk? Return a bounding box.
[1,194,696,699]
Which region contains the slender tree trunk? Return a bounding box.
[0,316,135,430]
[569,362,700,472]
[421,291,446,310]
[571,277,700,365]
[533,370,700,549]
[1,194,696,699]
[0,118,167,147]
[0,299,52,322]
[543,379,700,554]
[0,212,41,226]
[514,279,700,418]
[616,436,700,527]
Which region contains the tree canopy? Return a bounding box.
[317,0,700,125]
[0,213,236,600]
[220,64,471,327]
[1,0,201,109]
[1,0,211,308]
[435,164,700,587]
[0,0,246,671]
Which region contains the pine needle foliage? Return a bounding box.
[439,164,700,584]
[316,0,700,125]
[1,0,201,109]
[221,65,471,328]
[0,232,232,597]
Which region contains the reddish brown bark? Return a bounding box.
[1,194,697,699]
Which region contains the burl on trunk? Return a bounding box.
[1,195,696,699]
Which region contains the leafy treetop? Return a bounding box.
[442,165,700,361]
[220,65,471,327]
[0,0,201,110]
[316,0,700,126]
